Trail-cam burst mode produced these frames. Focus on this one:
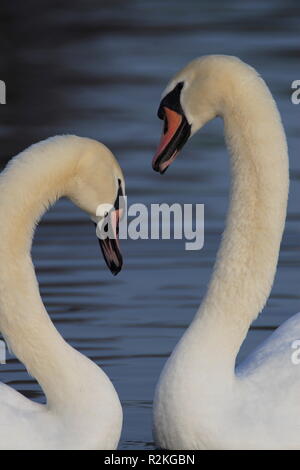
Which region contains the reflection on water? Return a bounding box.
[0,0,299,449]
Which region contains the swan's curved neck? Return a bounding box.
[191,77,289,371]
[0,137,98,410]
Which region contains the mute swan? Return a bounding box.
[0,135,124,449]
[152,55,300,450]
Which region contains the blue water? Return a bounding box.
[0,0,299,449]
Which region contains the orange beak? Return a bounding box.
[152,106,191,174]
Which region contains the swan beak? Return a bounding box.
[95,210,123,276]
[152,106,191,174]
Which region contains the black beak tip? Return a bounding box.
[109,257,123,276]
[152,159,168,174]
[111,265,121,276]
[152,161,160,173]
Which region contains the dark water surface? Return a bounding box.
[0,0,299,449]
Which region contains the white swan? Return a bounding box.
[152,55,300,450]
[0,135,124,449]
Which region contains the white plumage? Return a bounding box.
[0,135,123,449]
[153,55,300,450]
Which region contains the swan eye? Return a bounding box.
[157,82,184,121]
[159,82,185,114]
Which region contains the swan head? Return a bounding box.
[68,139,125,275]
[152,55,245,173]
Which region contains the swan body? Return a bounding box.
[0,135,124,449]
[152,55,300,449]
